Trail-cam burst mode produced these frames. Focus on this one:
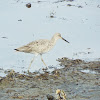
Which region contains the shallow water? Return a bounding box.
[80,69,98,74]
[0,0,100,76]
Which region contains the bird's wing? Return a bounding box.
[15,39,49,53]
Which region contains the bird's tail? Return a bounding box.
[14,49,19,51]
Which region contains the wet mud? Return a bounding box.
[0,58,100,100]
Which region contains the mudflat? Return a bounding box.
[0,58,100,100]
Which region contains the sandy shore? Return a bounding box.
[0,58,100,100]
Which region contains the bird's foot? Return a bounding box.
[27,70,31,74]
[42,67,48,71]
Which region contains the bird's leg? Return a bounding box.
[40,55,48,69]
[28,57,35,71]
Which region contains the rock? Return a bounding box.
[26,3,31,8]
[47,94,56,100]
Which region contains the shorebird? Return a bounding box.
[14,33,69,71]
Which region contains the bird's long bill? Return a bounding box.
[61,37,69,43]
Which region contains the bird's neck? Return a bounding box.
[51,36,58,46]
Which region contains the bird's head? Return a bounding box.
[54,33,69,43]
